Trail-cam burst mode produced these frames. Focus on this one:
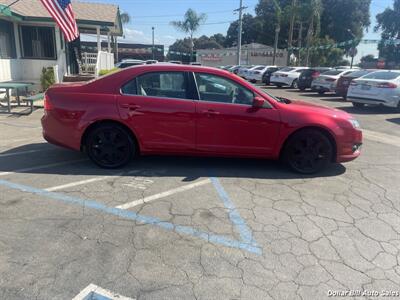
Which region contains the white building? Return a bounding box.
[197,43,288,67]
[0,0,123,83]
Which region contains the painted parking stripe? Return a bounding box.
[0,159,87,177]
[0,149,43,157]
[44,169,140,192]
[363,129,400,148]
[0,178,262,254]
[72,283,134,300]
[116,178,211,209]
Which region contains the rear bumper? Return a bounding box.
[347,96,399,108]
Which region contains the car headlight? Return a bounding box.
[349,119,360,129]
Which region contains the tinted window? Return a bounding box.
[322,70,342,76]
[254,66,265,70]
[129,72,188,99]
[362,71,400,80]
[280,67,295,72]
[195,73,254,105]
[346,70,372,77]
[0,20,16,58]
[121,78,137,95]
[20,25,56,59]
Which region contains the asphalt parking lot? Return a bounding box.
[0,86,400,300]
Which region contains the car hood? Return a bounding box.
[287,99,351,118]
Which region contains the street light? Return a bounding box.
[347,29,357,68]
[152,27,155,60]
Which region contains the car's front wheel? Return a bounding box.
[291,79,299,89]
[283,129,333,174]
[86,123,135,168]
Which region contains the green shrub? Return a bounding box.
[98,68,119,76]
[40,67,55,91]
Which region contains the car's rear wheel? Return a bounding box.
[283,129,333,174]
[86,124,135,168]
[275,84,283,88]
[352,102,365,108]
[291,79,299,89]
[299,86,306,91]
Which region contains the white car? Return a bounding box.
[247,65,277,83]
[237,65,255,78]
[243,65,265,80]
[270,67,309,88]
[311,69,358,94]
[347,70,400,109]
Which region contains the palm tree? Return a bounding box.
[115,12,131,62]
[304,0,322,66]
[271,0,282,65]
[120,12,131,25]
[170,9,207,62]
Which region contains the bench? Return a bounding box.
[24,93,44,114]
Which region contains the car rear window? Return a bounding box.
[361,71,400,80]
[254,66,265,70]
[279,67,295,72]
[321,70,342,76]
[346,70,372,77]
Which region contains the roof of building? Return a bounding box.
[0,0,119,25]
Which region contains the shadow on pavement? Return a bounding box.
[0,142,347,181]
[338,106,398,115]
[386,117,400,125]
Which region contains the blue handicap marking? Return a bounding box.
[0,177,262,255]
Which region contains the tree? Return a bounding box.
[304,0,322,66]
[375,0,400,67]
[360,54,376,63]
[225,14,261,47]
[194,35,223,49]
[210,33,226,47]
[303,36,346,66]
[120,12,130,25]
[170,9,207,62]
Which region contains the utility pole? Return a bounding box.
[287,0,296,66]
[234,0,247,65]
[152,27,155,60]
[271,0,281,66]
[297,22,303,66]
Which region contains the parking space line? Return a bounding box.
[0,159,87,177]
[44,169,140,192]
[0,149,43,157]
[363,129,400,148]
[116,178,211,209]
[0,178,262,254]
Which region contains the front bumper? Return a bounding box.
[336,129,362,163]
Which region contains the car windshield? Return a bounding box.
[279,67,295,72]
[361,71,400,80]
[321,70,342,76]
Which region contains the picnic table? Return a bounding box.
[0,82,34,113]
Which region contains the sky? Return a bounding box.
[82,0,394,64]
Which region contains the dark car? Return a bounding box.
[335,69,375,100]
[261,67,282,85]
[298,67,332,91]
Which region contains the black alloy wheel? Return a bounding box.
[86,124,135,168]
[283,129,333,174]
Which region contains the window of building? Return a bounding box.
[0,20,16,59]
[20,26,56,59]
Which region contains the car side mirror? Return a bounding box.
[252,96,265,108]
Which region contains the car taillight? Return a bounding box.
[44,93,53,111]
[325,78,336,82]
[312,72,320,78]
[281,74,288,77]
[377,82,397,88]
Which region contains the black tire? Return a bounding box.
[275,84,283,88]
[291,79,299,89]
[283,129,333,174]
[352,102,365,108]
[318,91,325,95]
[299,86,306,91]
[85,123,135,168]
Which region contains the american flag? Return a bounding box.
[40,0,79,42]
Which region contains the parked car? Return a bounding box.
[262,67,282,85]
[237,65,254,78]
[228,65,241,74]
[270,67,309,88]
[311,69,357,94]
[242,65,265,80]
[115,59,145,68]
[247,65,277,83]
[298,67,332,91]
[145,60,158,64]
[347,70,400,109]
[335,69,375,100]
[41,64,362,174]
[168,61,182,64]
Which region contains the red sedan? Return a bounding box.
[41,64,362,173]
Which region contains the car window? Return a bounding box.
[132,72,188,99]
[322,70,342,76]
[362,71,400,80]
[195,73,254,105]
[121,78,137,95]
[346,70,371,77]
[254,66,265,70]
[280,67,295,72]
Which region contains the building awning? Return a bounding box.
[0,4,22,20]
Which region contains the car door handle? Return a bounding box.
[202,109,220,116]
[121,103,141,110]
